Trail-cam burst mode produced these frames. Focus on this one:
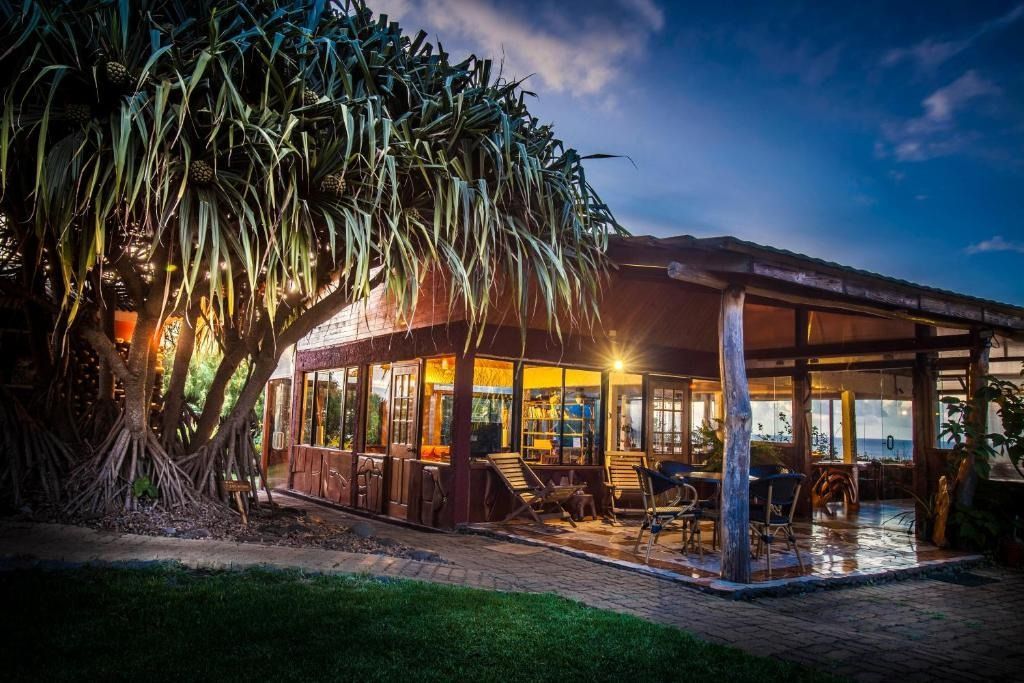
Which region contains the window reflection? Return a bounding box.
[608,372,643,452]
[364,363,392,453]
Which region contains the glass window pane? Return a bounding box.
[749,376,793,443]
[608,372,643,452]
[322,370,344,448]
[563,369,601,465]
[421,357,456,463]
[300,372,315,444]
[342,367,359,450]
[364,363,392,452]
[522,365,563,463]
[471,358,514,457]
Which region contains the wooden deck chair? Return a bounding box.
[487,453,579,528]
[604,452,648,522]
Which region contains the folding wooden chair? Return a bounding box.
[487,453,579,528]
[604,452,647,522]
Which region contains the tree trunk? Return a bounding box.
[718,285,752,584]
[191,339,249,448]
[161,315,198,447]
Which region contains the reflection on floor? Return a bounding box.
[475,500,979,588]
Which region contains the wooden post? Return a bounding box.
[792,308,812,516]
[719,285,752,584]
[957,334,991,508]
[841,389,859,507]
[841,390,857,464]
[450,351,476,526]
[911,325,937,538]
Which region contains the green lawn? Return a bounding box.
[0,565,832,682]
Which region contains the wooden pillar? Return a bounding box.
[841,389,859,507]
[841,390,857,463]
[792,309,812,516]
[718,285,752,584]
[450,351,476,526]
[911,325,937,538]
[957,332,991,508]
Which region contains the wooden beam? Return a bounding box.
[667,260,1023,333]
[718,285,752,584]
[745,333,977,362]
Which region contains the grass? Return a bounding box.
[0,565,833,682]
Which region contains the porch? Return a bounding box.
[470,500,983,593]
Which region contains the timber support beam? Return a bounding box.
[718,284,752,584]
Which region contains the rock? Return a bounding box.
[161,527,177,536]
[410,549,441,562]
[180,528,210,539]
[351,521,375,538]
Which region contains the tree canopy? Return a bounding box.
[0,0,621,510]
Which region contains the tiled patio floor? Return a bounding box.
[472,499,980,590]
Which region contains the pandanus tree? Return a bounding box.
[0,0,620,510]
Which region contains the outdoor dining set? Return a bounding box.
[488,452,807,578]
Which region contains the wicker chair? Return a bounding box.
[633,466,702,563]
[749,473,806,578]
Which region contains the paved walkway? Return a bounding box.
[2,493,1021,682]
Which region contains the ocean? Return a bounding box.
[829,437,915,460]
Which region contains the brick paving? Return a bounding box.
[2,493,1021,682]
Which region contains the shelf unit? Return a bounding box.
[521,394,598,464]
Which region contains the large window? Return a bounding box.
[364,363,392,453]
[421,357,455,462]
[471,358,514,457]
[521,365,601,464]
[298,367,358,449]
[608,372,643,452]
[812,370,913,461]
[690,379,721,462]
[749,376,793,443]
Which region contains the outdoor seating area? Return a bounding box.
[475,497,974,587]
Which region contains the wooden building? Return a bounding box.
[263,235,1024,578]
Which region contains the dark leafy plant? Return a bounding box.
[131,476,158,501]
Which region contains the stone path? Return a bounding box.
[2,493,1021,682]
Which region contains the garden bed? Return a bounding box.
[8,500,437,561]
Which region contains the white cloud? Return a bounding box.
[877,71,1000,162]
[618,0,665,31]
[920,71,999,123]
[965,236,1024,255]
[370,0,663,97]
[881,3,1024,70]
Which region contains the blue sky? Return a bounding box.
[375,0,1024,305]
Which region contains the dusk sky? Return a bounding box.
[375,0,1024,305]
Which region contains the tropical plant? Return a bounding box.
[0,0,621,511]
[939,373,1024,551]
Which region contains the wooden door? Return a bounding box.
[262,378,291,489]
[386,363,420,519]
[648,377,690,463]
